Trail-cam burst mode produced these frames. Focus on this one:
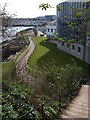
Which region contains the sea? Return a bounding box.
[0,26,34,43]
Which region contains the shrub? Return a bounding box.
[45,62,87,104]
[2,60,17,81]
[31,63,87,119]
[2,79,40,120]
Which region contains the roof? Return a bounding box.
[47,20,56,26]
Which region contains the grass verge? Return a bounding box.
[28,36,90,74]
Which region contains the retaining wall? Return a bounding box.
[57,41,90,64]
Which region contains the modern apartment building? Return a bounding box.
[57,0,89,41]
[56,0,90,64]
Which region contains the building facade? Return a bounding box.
[57,0,89,40]
[56,0,90,64]
[46,20,56,39]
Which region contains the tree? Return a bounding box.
[0,2,16,41]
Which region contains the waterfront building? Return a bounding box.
[46,20,56,40]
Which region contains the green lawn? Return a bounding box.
[28,36,90,73]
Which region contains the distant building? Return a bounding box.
[45,15,56,22]
[46,20,56,39]
[11,15,56,27]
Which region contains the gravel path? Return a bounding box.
[16,31,35,82]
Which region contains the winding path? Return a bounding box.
[16,31,35,82]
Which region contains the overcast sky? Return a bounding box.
[0,0,64,18]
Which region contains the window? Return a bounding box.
[51,28,53,32]
[62,41,64,46]
[48,28,49,32]
[72,44,75,50]
[67,43,69,48]
[54,29,56,32]
[78,47,81,53]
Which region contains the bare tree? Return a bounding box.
[0,2,16,41]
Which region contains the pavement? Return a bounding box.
[16,31,35,82]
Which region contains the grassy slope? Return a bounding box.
[2,60,17,81]
[28,36,90,73]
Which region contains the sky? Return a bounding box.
[0,0,64,18]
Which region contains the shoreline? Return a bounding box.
[0,26,34,43]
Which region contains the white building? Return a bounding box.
[46,20,56,40]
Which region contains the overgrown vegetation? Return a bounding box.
[2,60,40,120]
[2,36,88,119]
[2,60,17,81]
[2,31,29,61]
[29,63,87,119]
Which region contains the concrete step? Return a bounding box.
[67,106,89,115]
[72,100,88,107]
[79,85,89,93]
[61,85,90,119]
[62,109,88,118]
[73,98,88,104]
[69,103,89,111]
[75,96,88,100]
[61,114,72,118]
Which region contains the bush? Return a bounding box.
[2,80,40,120]
[45,63,86,101]
[2,60,17,81]
[31,62,87,119]
[2,60,40,120]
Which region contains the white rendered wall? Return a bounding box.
[57,41,90,64]
[46,25,56,37]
